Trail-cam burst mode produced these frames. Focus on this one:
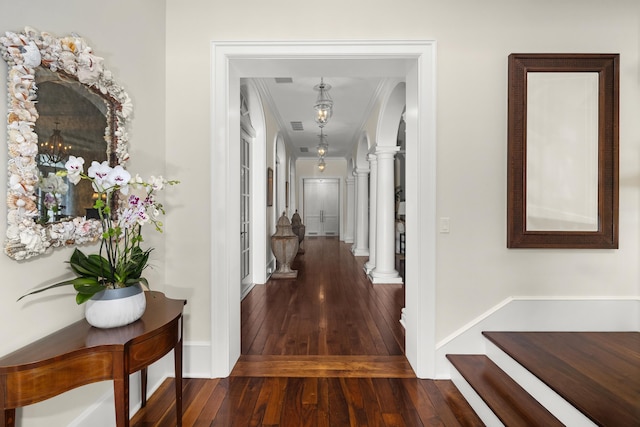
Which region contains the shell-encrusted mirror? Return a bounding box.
[1,27,132,260]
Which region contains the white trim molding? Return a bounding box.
[435,296,640,378]
[210,40,438,378]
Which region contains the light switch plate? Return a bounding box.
[440,217,450,233]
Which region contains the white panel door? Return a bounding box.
[303,179,340,236]
[240,132,251,296]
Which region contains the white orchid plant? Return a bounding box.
[37,171,69,222]
[20,156,178,304]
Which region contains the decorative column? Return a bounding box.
[344,176,355,244]
[351,171,358,252]
[370,146,402,284]
[364,153,377,273]
[351,167,370,256]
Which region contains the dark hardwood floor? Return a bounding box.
[132,237,483,426]
[240,237,405,357]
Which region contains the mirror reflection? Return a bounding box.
[525,72,599,232]
[34,67,108,222]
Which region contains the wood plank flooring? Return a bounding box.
[131,238,483,426]
[132,376,483,427]
[241,237,406,357]
[231,355,416,378]
[483,331,640,426]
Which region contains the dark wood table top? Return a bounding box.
[0,291,186,372]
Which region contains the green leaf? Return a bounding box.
[86,254,113,277]
[72,277,104,292]
[137,277,149,289]
[17,279,76,301]
[68,249,95,276]
[125,247,152,279]
[69,249,113,280]
[71,277,106,305]
[76,292,94,304]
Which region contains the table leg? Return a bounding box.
[175,322,183,426]
[113,358,130,427]
[3,409,15,427]
[141,368,148,407]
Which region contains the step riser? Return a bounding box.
[450,332,640,426]
[484,339,596,426]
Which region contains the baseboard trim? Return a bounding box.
[69,354,173,426]
[184,341,213,378]
[67,341,212,425]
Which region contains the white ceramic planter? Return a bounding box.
[84,284,146,329]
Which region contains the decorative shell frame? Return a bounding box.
[1,27,132,260]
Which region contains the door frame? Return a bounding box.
[210,40,437,378]
[240,129,252,298]
[302,177,342,237]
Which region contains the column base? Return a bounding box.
[352,247,370,257]
[364,261,375,274]
[271,270,298,279]
[368,270,403,284]
[399,307,406,329]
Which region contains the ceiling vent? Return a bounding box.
[290,121,304,131]
[300,147,309,153]
[275,77,293,84]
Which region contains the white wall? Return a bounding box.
[0,1,167,425]
[1,0,639,424]
[165,0,640,350]
[432,2,640,339]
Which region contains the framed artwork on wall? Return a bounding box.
[267,167,273,207]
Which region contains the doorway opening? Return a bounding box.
[303,178,340,237]
[210,41,437,378]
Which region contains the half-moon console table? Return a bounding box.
[0,291,186,427]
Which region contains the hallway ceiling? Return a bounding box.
[253,76,386,160]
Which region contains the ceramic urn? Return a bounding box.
[270,212,299,279]
[290,210,306,254]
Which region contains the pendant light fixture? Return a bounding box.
[313,77,333,127]
[39,122,71,166]
[316,128,329,158]
[317,158,326,172]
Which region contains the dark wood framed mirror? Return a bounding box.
[507,53,619,249]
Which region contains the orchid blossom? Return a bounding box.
[64,156,85,185]
[17,156,182,303]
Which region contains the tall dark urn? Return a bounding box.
[290,210,306,254]
[270,212,299,279]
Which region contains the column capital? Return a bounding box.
[375,145,400,159]
[374,145,400,157]
[354,167,370,175]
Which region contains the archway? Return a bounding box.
[275,134,287,217]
